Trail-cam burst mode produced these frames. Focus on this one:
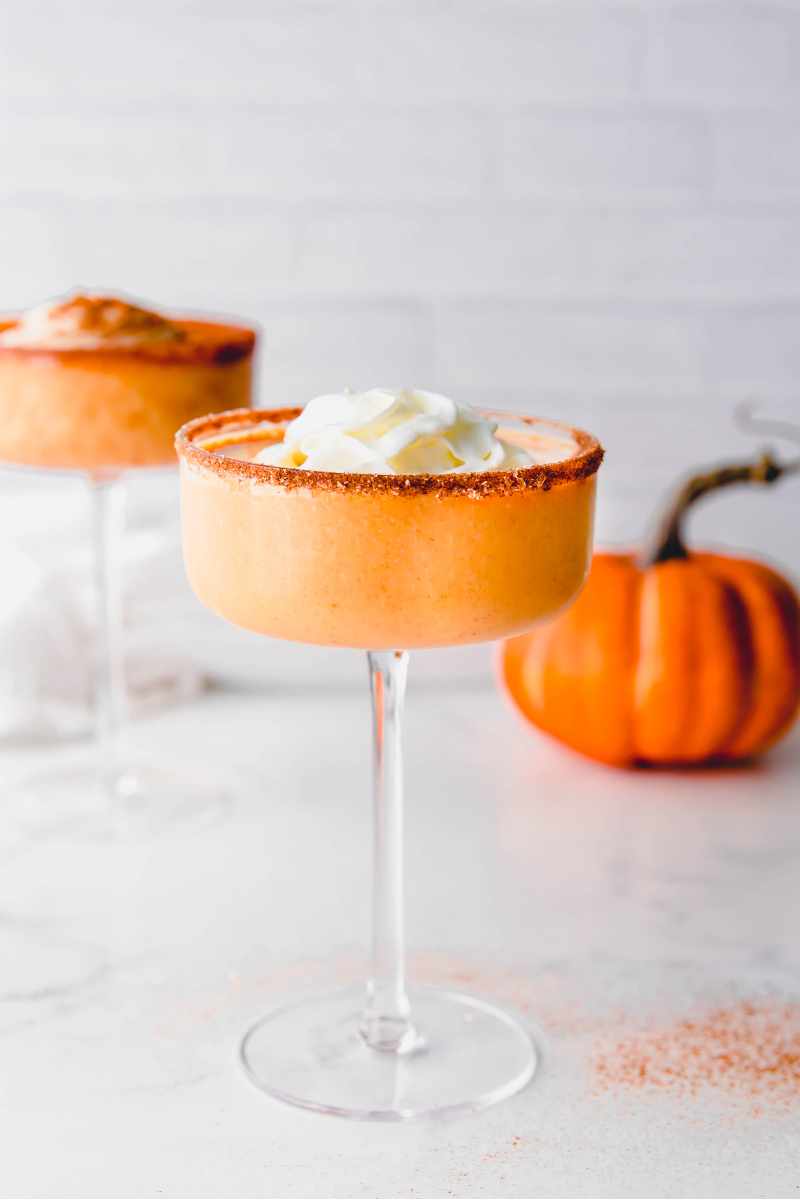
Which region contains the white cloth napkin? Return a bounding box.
[0,471,204,743]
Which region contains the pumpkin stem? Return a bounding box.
[641,450,800,567]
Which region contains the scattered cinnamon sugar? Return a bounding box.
[481,1135,525,1164]
[593,999,800,1111]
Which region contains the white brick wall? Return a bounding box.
[502,112,710,201]
[644,3,800,107]
[1,0,798,573]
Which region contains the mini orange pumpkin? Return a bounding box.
[501,450,800,766]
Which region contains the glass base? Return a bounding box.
[4,758,231,841]
[240,984,537,1120]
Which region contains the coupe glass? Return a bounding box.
[177,406,602,1119]
[0,306,254,840]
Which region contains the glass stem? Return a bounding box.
[90,472,127,778]
[361,650,415,1053]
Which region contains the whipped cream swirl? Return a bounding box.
[0,293,185,350]
[255,388,532,475]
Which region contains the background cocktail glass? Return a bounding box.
[177,406,602,1119]
[0,316,254,840]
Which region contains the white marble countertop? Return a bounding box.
[0,680,798,1198]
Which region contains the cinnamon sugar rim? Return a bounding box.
[0,318,257,366]
[176,407,603,496]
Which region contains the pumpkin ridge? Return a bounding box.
[703,571,755,759]
[696,555,758,758]
[676,566,705,759]
[629,562,646,763]
[634,560,747,763]
[632,561,695,761]
[760,580,800,749]
[589,555,641,764]
[698,554,800,758]
[589,556,639,763]
[680,565,700,758]
[633,561,686,758]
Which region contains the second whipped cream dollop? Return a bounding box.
[0,293,185,350]
[255,388,532,475]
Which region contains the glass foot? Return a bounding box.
[4,758,231,841]
[240,984,537,1120]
